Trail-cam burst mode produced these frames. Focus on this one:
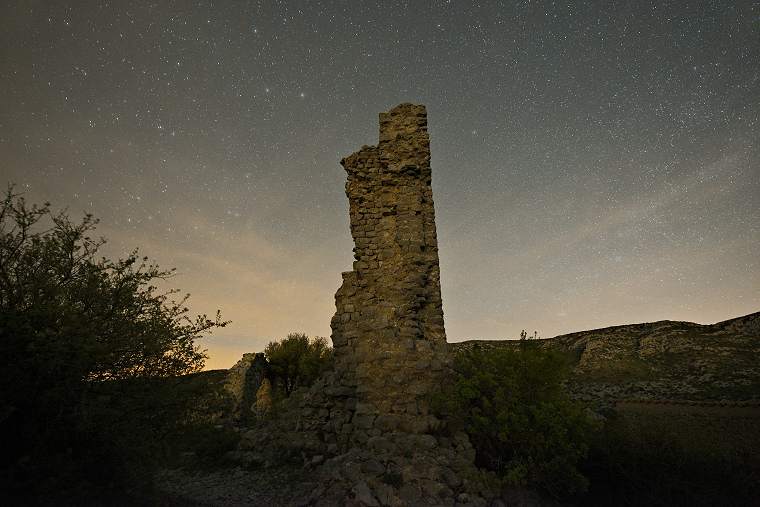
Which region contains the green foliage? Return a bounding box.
[264,333,333,396]
[0,187,227,503]
[173,421,242,468]
[433,332,599,497]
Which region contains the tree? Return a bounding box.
[433,332,599,497]
[264,333,333,396]
[0,187,227,501]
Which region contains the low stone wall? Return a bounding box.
[225,353,269,422]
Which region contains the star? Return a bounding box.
[0,1,757,369]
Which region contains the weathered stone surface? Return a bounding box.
[361,458,386,477]
[397,483,421,502]
[330,102,450,439]
[225,352,269,422]
[212,105,486,507]
[352,481,380,507]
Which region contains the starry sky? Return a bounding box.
[2,1,758,370]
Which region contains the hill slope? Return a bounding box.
[453,311,760,407]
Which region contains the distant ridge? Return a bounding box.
[452,311,760,405]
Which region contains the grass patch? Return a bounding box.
[580,414,760,506]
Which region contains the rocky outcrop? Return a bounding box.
[225,353,269,422]
[454,311,760,410]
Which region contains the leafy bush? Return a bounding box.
[264,333,333,396]
[0,188,227,503]
[182,422,242,465]
[433,332,599,497]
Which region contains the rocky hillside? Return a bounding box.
[453,311,760,409]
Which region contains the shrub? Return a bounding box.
[0,187,227,503]
[433,332,599,497]
[264,333,333,396]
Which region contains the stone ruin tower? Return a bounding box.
[329,103,450,441]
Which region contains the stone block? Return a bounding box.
[353,414,377,429]
[343,462,363,483]
[352,482,380,507]
[361,458,386,476]
[397,484,421,503]
[421,479,449,499]
[355,402,372,414]
[414,434,438,450]
[374,413,400,432]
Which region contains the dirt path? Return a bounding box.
[154,466,314,507]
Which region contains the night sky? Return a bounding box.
[2,1,758,370]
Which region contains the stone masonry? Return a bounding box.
[328,103,450,441]
[222,105,484,506]
[225,353,269,422]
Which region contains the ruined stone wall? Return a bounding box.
[224,106,482,505]
[329,103,450,441]
[225,353,269,422]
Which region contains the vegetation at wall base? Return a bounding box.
[0,187,228,504]
[580,413,760,507]
[264,333,334,397]
[433,332,600,498]
[437,331,760,505]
